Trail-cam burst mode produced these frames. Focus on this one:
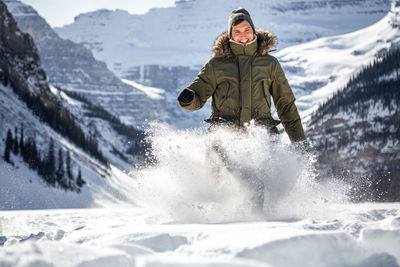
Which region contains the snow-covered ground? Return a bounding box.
[1,204,399,266]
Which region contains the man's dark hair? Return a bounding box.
[228,7,256,38]
[232,19,245,27]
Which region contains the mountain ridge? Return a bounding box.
[0,0,140,209]
[4,0,166,127]
[307,46,400,201]
[56,0,392,76]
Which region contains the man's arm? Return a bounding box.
[270,58,306,143]
[178,59,217,111]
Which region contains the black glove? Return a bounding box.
[177,88,195,104]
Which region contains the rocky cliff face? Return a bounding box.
[0,0,49,96]
[4,0,167,127]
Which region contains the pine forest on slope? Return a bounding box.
[307,47,400,202]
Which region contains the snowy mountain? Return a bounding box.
[4,0,167,127]
[276,0,400,120]
[4,0,159,166]
[306,47,400,202]
[0,82,139,209]
[0,0,141,209]
[55,0,392,77]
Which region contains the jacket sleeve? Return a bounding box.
[180,59,217,111]
[270,58,306,143]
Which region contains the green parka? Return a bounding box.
[181,30,306,142]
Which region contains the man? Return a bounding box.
[177,7,306,143]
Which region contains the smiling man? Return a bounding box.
[178,7,306,143]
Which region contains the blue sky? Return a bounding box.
[20,0,176,27]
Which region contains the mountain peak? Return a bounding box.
[3,0,38,17]
[73,8,130,24]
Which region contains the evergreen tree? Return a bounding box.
[76,167,85,189]
[13,127,19,155]
[19,126,24,156]
[1,68,8,86]
[37,153,45,177]
[45,138,56,185]
[66,150,73,181]
[4,129,13,163]
[56,148,65,187]
[26,137,39,170]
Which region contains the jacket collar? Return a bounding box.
[229,35,258,56]
[212,30,277,59]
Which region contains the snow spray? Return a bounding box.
[131,122,349,223]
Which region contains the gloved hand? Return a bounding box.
[177,88,195,104]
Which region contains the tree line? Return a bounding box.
[3,126,86,192]
[61,89,147,158]
[0,66,109,166]
[311,47,400,122]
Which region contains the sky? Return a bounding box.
[19,0,176,27]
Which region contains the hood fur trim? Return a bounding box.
[212,30,277,59]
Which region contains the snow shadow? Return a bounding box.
[131,122,349,223]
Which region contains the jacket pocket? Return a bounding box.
[262,79,272,108]
[213,82,230,112]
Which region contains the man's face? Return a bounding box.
[231,20,255,45]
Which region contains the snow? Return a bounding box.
[0,138,138,210]
[49,85,82,107]
[3,0,38,17]
[0,204,399,266]
[121,79,165,100]
[378,69,400,82]
[131,123,355,222]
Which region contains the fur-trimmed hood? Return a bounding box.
[212,30,277,59]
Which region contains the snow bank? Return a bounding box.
[130,122,349,223]
[121,79,165,100]
[0,204,399,267]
